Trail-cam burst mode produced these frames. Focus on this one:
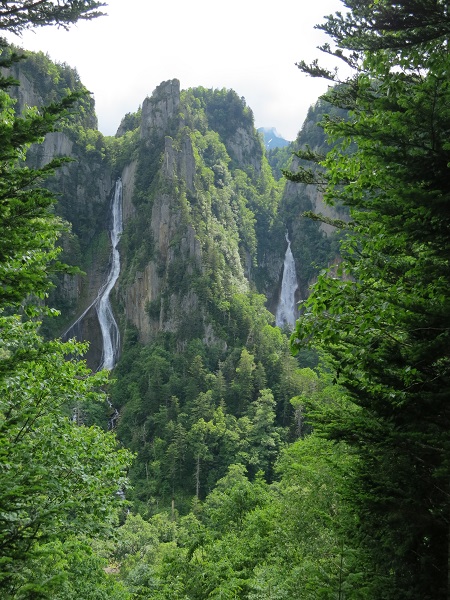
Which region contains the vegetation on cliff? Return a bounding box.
[3,1,448,598]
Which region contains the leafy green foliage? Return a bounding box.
[289,2,450,598]
[23,537,130,600]
[109,435,359,599]
[265,144,293,180]
[0,9,133,598]
[0,1,106,34]
[110,310,314,513]
[0,315,133,597]
[190,87,255,146]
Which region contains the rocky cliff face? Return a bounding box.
[11,48,339,367]
[273,100,349,303]
[116,80,256,347]
[6,49,114,345]
[140,79,180,139]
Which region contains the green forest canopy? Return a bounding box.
[0,3,132,598]
[1,1,450,599]
[287,1,450,598]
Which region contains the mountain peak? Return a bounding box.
[257,127,291,149]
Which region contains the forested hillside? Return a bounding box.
[0,3,131,599]
[1,1,449,599]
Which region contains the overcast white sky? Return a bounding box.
[6,0,346,141]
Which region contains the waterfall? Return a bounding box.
[64,180,123,446]
[97,178,123,371]
[275,231,299,329]
[99,181,123,497]
[63,178,123,371]
[107,398,120,430]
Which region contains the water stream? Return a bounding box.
[97,178,123,371]
[63,180,123,432]
[275,231,299,329]
[63,179,123,371]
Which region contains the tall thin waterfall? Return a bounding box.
[63,179,123,371]
[97,178,123,371]
[63,179,123,435]
[275,231,299,329]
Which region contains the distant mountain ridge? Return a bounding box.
[258,126,291,149]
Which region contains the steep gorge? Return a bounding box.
[10,48,345,507]
[10,49,341,355]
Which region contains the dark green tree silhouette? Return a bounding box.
[288,2,450,598]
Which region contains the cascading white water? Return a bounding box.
[97,178,123,371]
[63,180,123,437]
[62,179,123,363]
[275,231,299,329]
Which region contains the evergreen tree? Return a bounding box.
[0,4,133,597]
[288,1,450,598]
[0,57,82,306]
[0,1,105,34]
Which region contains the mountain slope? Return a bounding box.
[9,50,341,510]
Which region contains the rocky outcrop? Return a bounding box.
[121,160,137,222]
[35,131,73,164]
[284,174,348,237]
[140,79,180,139]
[122,185,203,343]
[227,126,263,174]
[7,69,43,112]
[124,262,161,343]
[163,134,196,193]
[118,79,264,344]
